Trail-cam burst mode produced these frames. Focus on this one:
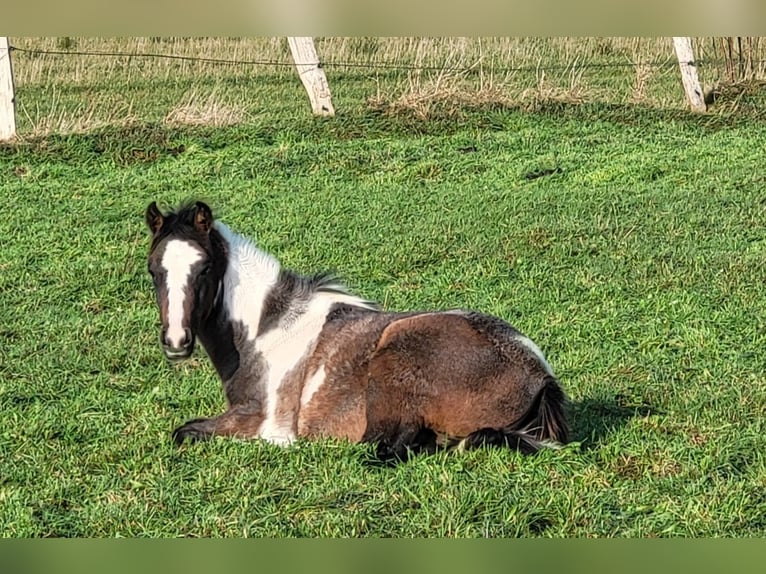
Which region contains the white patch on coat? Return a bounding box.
[213,221,376,446]
[161,239,203,348]
[514,334,554,375]
[300,365,326,408]
[256,294,348,444]
[257,421,296,446]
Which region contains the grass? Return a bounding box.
[1,38,766,537]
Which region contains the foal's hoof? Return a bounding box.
[171,419,212,446]
[373,428,439,465]
[375,441,406,464]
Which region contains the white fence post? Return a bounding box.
[673,37,707,112]
[287,37,335,117]
[0,37,17,140]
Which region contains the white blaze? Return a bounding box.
[161,239,203,348]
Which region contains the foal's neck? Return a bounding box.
[197,287,240,382]
[205,221,375,379]
[215,221,282,340]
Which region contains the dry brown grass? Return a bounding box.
[366,54,592,119]
[164,89,247,127]
[11,37,294,87]
[630,61,656,104]
[517,62,590,110]
[703,78,766,115]
[368,84,510,120]
[19,89,140,137]
[10,36,682,90]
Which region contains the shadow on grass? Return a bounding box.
[569,394,657,451]
[6,82,766,164]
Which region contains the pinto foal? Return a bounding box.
[145,201,568,460]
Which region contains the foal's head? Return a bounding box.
[145,201,227,360]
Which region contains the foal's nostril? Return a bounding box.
[181,328,193,348]
[161,328,169,347]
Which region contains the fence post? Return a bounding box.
[0,37,17,140]
[287,37,335,117]
[673,37,707,112]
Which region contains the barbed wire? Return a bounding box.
[9,43,720,75]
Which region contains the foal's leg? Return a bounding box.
[172,406,265,445]
[368,423,437,463]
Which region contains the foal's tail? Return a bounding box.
[462,376,569,455]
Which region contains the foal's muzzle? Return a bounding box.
[161,328,194,361]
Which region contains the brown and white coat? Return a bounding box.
[146,201,568,461]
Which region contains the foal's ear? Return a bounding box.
[145,202,164,234]
[194,201,214,234]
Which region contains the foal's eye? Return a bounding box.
[199,265,211,277]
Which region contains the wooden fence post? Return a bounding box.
[287,37,335,117]
[673,37,707,112]
[0,37,17,140]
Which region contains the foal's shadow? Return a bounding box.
[568,393,658,450]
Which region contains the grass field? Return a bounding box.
[1,38,766,537]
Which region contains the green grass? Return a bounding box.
[2,68,766,537]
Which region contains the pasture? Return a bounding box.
[1,38,766,537]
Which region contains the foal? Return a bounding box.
[145,201,568,460]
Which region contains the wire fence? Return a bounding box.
[5,37,766,136]
[13,42,765,75]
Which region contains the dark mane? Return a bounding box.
[307,272,379,310]
[310,272,358,296]
[257,270,378,336]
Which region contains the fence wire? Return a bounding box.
[11,43,741,75]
